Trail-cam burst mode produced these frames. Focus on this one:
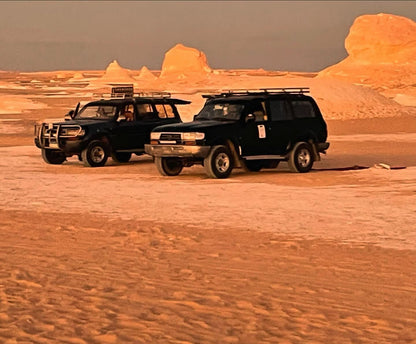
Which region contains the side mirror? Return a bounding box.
[65,110,75,121]
[245,113,255,123]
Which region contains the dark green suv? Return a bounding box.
[145,88,329,178]
[34,90,189,167]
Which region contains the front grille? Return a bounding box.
[160,133,181,141]
[158,133,182,144]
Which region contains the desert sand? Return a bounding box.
[1,12,416,344]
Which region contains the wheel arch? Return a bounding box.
[210,138,242,168]
[289,131,320,161]
[87,134,112,153]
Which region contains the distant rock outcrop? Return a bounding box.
[138,66,157,80]
[67,72,88,84]
[88,60,137,88]
[101,60,136,82]
[72,72,85,80]
[160,44,212,79]
[318,13,416,105]
[345,13,416,65]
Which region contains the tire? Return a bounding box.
[112,152,132,163]
[244,160,263,172]
[41,149,66,165]
[288,142,314,173]
[155,157,183,176]
[81,140,109,167]
[204,145,234,179]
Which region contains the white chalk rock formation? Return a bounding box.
[68,72,88,84]
[101,60,136,82]
[88,60,137,88]
[72,72,85,79]
[160,44,212,78]
[318,13,416,105]
[345,13,416,64]
[138,66,157,80]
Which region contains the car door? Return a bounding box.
[130,102,161,149]
[239,100,270,156]
[110,102,137,150]
[112,102,155,151]
[266,99,294,155]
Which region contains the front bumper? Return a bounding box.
[145,144,211,158]
[34,136,85,153]
[34,123,86,153]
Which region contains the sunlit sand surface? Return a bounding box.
[0,12,415,344]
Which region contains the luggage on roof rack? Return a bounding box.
[202,87,310,98]
[111,85,134,98]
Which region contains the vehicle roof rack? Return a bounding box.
[134,91,172,98]
[202,87,310,98]
[94,89,172,100]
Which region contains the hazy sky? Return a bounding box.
[0,1,415,72]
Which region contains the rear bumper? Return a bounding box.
[316,142,330,152]
[145,144,211,158]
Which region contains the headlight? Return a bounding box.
[151,132,161,140]
[34,124,41,136]
[182,132,205,140]
[60,126,85,137]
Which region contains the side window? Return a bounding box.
[121,104,134,121]
[137,103,156,120]
[292,100,316,119]
[250,101,268,122]
[155,104,176,119]
[270,100,292,121]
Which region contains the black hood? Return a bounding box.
[153,120,236,133]
[50,119,112,126]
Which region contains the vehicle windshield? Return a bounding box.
[75,105,117,120]
[195,102,244,121]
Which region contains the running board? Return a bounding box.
[243,155,286,160]
[116,149,145,153]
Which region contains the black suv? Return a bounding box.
[34,88,189,167]
[145,88,329,178]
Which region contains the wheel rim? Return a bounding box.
[215,153,230,173]
[297,148,311,168]
[91,146,105,163]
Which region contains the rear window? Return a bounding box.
[291,100,316,119]
[155,104,176,119]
